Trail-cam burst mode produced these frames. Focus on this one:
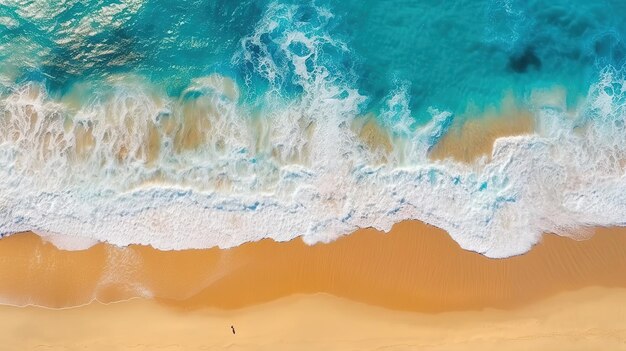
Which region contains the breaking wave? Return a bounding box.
[1,2,626,257]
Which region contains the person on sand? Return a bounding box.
[231,325,236,335]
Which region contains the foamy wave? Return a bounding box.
[1,3,626,258]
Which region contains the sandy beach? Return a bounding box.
[2,286,625,350]
[3,0,626,349]
[0,222,625,348]
[2,221,626,310]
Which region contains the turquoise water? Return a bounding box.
[3,0,625,116]
[334,0,626,115]
[2,1,626,257]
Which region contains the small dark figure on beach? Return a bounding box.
[231,325,236,335]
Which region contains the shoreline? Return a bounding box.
[2,221,626,349]
[0,221,625,312]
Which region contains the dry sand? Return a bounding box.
[0,222,626,349]
[1,287,625,350]
[2,88,619,349]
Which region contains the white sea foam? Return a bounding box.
[1,3,626,258]
[37,231,100,251]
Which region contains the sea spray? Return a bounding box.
[1,1,626,257]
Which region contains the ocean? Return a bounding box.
[1,0,626,257]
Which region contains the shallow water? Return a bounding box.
[1,0,626,257]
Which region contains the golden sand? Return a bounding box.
[2,222,626,312]
[1,223,626,349]
[1,287,625,350]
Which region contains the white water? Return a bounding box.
[1,4,626,258]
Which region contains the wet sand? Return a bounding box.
[1,222,626,349]
[1,222,626,312]
[429,99,535,163]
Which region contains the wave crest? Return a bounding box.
[1,4,626,258]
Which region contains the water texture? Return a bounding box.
[1,0,626,257]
